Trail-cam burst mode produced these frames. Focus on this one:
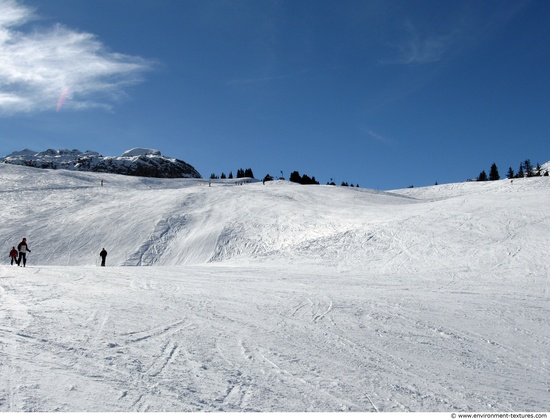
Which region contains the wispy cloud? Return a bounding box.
[396,33,453,65]
[0,0,153,114]
[364,128,395,146]
[383,21,458,66]
[383,1,531,67]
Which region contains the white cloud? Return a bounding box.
[0,0,31,28]
[0,0,153,114]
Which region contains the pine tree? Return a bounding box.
[290,171,320,185]
[478,170,488,181]
[517,163,524,178]
[507,167,514,179]
[489,163,500,181]
[290,171,301,183]
[523,159,533,177]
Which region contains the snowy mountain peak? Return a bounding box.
[1,148,201,179]
[121,147,161,157]
[5,148,39,158]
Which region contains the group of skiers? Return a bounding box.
[9,238,31,267]
[7,238,109,267]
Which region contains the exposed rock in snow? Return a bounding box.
[1,148,201,178]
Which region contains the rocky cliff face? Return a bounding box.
[1,148,202,179]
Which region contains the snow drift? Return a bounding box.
[0,164,548,412]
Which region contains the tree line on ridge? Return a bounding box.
[477,159,549,181]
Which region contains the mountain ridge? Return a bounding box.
[1,147,201,179]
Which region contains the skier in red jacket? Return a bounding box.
[9,247,18,265]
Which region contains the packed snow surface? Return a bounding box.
[0,164,548,412]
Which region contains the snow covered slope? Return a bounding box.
[0,164,548,412]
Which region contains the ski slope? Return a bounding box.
[0,164,549,412]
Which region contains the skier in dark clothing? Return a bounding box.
[100,248,107,266]
[17,238,31,267]
[9,247,18,265]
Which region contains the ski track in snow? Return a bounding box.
[0,164,549,412]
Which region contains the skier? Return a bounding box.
[17,238,31,267]
[9,246,18,265]
[100,248,108,266]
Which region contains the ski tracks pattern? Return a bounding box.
[0,281,35,411]
[2,263,548,412]
[124,215,190,266]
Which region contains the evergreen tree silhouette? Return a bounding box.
[489,163,500,181]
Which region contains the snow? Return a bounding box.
[1,148,201,179]
[4,149,38,158]
[0,163,549,412]
[3,148,101,163]
[121,148,162,157]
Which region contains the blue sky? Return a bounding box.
[1,0,548,189]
